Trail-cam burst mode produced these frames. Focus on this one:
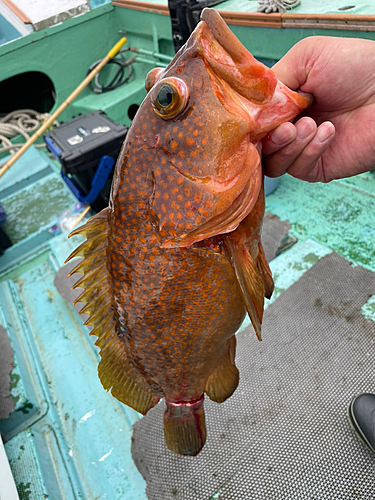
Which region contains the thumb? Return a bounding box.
[271,37,316,90]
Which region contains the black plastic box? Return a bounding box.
[44,110,128,211]
[168,0,226,52]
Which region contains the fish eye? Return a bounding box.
[150,77,189,120]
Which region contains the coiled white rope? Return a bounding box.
[258,0,300,13]
[0,109,57,156]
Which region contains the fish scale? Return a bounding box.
[66,8,311,456]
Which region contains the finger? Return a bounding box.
[262,122,297,157]
[263,117,317,178]
[285,121,335,182]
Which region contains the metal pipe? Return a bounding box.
[131,47,172,62]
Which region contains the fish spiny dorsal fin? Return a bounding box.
[205,336,239,404]
[65,207,160,415]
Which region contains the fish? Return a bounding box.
[65,8,311,456]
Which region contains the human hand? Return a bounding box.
[262,36,375,182]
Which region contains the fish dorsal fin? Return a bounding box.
[205,336,239,403]
[223,234,265,340]
[65,208,160,415]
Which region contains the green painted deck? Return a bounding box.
[0,2,374,499]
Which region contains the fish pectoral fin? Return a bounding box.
[224,235,265,340]
[257,241,274,300]
[164,398,206,456]
[65,207,160,415]
[205,336,239,403]
[97,335,160,415]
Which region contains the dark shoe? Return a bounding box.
[347,393,375,456]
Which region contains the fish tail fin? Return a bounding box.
[66,207,160,415]
[205,335,239,403]
[224,235,265,340]
[164,397,206,456]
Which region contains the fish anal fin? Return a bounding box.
[164,397,206,456]
[205,336,239,404]
[257,242,274,300]
[224,234,265,340]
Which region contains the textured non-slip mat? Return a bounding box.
[131,253,375,500]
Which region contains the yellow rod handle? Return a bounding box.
[0,37,127,180]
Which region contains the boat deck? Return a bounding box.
[0,145,374,499]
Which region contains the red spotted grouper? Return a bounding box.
[66,8,311,456]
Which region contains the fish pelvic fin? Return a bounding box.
[257,242,274,300]
[205,336,239,403]
[164,397,206,456]
[224,234,265,340]
[65,207,160,415]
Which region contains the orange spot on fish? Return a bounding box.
[177,177,184,185]
[186,137,195,147]
[187,210,195,218]
[178,151,185,159]
[194,192,202,203]
[161,204,167,213]
[171,140,178,150]
[202,137,208,145]
[163,193,169,200]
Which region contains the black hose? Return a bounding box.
[86,51,133,94]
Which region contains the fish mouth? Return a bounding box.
[198,8,277,105]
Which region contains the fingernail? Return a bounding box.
[271,126,295,146]
[316,122,335,143]
[296,120,314,140]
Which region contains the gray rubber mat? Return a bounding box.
[131,253,375,500]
